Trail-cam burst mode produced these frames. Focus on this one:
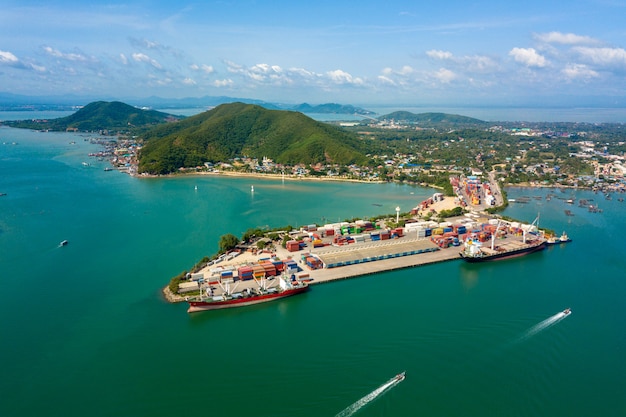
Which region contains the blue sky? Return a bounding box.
[1,0,626,107]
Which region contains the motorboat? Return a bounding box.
[395,371,406,382]
[60,240,69,246]
[562,308,571,315]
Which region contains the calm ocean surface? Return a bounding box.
[1,125,625,417]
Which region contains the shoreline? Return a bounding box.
[134,168,389,185]
[164,238,463,304]
[129,165,595,192]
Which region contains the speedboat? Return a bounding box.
[562,308,571,315]
[395,371,406,382]
[60,240,69,246]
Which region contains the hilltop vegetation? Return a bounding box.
[3,101,180,132]
[379,111,487,127]
[290,102,374,115]
[137,102,369,175]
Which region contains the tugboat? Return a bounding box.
[547,231,571,245]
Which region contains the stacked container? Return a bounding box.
[259,261,277,277]
[286,240,301,252]
[252,264,266,279]
[284,259,298,274]
[237,266,254,281]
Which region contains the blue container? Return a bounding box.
[425,228,432,237]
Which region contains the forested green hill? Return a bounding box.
[380,111,486,126]
[4,101,179,131]
[137,102,369,175]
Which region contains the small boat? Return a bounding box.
[546,231,571,245]
[562,308,571,315]
[104,167,113,171]
[60,240,69,246]
[394,371,406,382]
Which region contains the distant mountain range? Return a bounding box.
[0,92,374,115]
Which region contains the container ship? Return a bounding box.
[186,275,309,313]
[459,217,547,262]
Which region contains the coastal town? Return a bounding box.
[92,116,626,195]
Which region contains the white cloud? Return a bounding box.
[30,64,46,72]
[132,52,162,69]
[0,50,19,64]
[326,69,363,85]
[426,50,453,60]
[572,46,626,67]
[433,68,456,83]
[465,55,498,72]
[182,77,196,85]
[398,65,415,75]
[535,32,599,45]
[426,50,498,73]
[383,66,414,76]
[43,46,91,62]
[213,78,234,87]
[0,49,45,72]
[190,64,214,73]
[377,75,396,85]
[119,53,128,65]
[225,60,244,73]
[561,63,599,80]
[509,47,548,67]
[288,67,318,79]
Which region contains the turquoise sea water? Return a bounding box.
[1,126,625,417]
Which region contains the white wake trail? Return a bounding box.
[335,375,404,417]
[516,311,570,343]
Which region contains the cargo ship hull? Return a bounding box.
[459,240,547,263]
[187,284,309,313]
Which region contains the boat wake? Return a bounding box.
[515,310,571,343]
[335,373,404,417]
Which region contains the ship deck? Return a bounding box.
[479,239,540,255]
